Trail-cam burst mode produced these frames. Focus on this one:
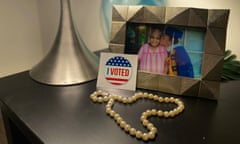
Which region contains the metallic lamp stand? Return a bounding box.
[29,0,99,85]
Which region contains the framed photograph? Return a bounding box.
[109,5,230,99]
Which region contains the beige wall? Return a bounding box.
[0,0,42,77]
[37,0,60,56]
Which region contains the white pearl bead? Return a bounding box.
[106,108,111,113]
[168,110,175,117]
[147,123,154,129]
[140,115,146,121]
[114,113,120,119]
[90,94,95,98]
[103,96,109,102]
[115,96,121,101]
[142,112,147,116]
[164,111,169,117]
[150,109,157,115]
[175,99,181,104]
[169,97,175,102]
[137,93,142,97]
[143,92,148,98]
[164,97,170,103]
[106,105,111,109]
[172,109,178,115]
[148,94,154,99]
[120,120,126,128]
[111,95,117,99]
[146,109,151,113]
[142,133,149,141]
[116,117,122,123]
[92,97,98,102]
[142,119,148,126]
[150,127,157,133]
[134,94,139,99]
[109,110,115,116]
[131,95,137,101]
[158,97,164,102]
[153,95,159,100]
[96,90,102,95]
[136,131,143,138]
[175,108,180,114]
[124,124,130,131]
[122,97,128,103]
[145,111,151,117]
[157,110,163,116]
[179,105,184,110]
[130,128,136,135]
[148,131,155,139]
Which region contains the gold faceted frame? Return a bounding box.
[109,5,230,100]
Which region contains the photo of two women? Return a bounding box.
[125,23,205,79]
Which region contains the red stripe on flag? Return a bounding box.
[111,82,122,85]
[106,77,128,82]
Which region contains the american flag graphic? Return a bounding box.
[105,56,132,85]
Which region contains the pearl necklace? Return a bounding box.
[90,90,184,141]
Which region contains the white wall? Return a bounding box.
[0,0,42,77]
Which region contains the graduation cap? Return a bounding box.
[165,27,183,39]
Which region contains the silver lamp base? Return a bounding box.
[29,0,99,85]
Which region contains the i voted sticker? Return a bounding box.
[97,53,138,91]
[105,56,132,85]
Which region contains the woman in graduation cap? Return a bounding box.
[161,27,194,78]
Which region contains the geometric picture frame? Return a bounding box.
[109,5,230,100]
